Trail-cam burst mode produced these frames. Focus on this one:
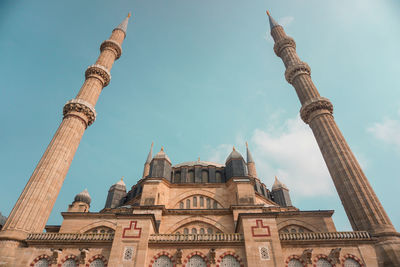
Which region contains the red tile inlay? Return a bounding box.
[122,220,142,238]
[251,219,271,237]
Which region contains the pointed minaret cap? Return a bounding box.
[154,146,172,164]
[272,176,288,190]
[266,10,280,30]
[145,142,154,164]
[114,12,132,37]
[74,189,91,205]
[226,146,244,163]
[246,142,255,163]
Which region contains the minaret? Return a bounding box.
[142,142,154,178]
[271,176,292,207]
[246,142,257,177]
[0,14,131,241]
[266,11,400,264]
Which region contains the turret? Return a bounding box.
[149,147,172,181]
[104,178,127,209]
[225,147,248,180]
[271,176,292,207]
[142,142,153,178]
[68,189,91,212]
[246,142,257,178]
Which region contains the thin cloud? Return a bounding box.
[368,111,400,150]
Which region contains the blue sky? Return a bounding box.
[1,0,400,231]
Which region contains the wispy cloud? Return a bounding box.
[368,110,400,150]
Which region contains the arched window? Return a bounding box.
[174,171,181,183]
[34,259,49,267]
[192,228,197,234]
[221,255,240,267]
[207,228,213,234]
[200,196,204,207]
[206,198,211,209]
[62,259,77,267]
[344,258,361,267]
[200,228,205,234]
[186,199,190,209]
[316,258,332,267]
[187,255,206,267]
[153,255,173,267]
[213,200,218,209]
[201,170,209,183]
[176,231,180,235]
[290,228,296,233]
[193,197,197,207]
[89,259,105,267]
[216,171,222,182]
[184,228,189,234]
[179,202,184,209]
[288,259,304,267]
[188,170,195,183]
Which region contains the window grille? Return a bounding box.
[316,259,332,267]
[288,259,303,267]
[187,255,206,267]
[123,247,133,261]
[220,255,240,267]
[89,259,105,267]
[62,259,77,267]
[344,258,361,267]
[153,255,173,267]
[34,259,49,267]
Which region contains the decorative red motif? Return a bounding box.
[251,219,271,237]
[182,251,210,267]
[86,254,108,267]
[122,220,142,238]
[341,254,364,267]
[29,254,50,266]
[148,251,175,267]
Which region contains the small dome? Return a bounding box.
[272,176,288,190]
[74,189,91,205]
[154,147,171,163]
[226,147,244,163]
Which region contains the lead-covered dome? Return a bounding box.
[74,189,91,205]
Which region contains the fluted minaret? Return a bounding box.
[266,11,400,265]
[142,142,154,178]
[0,14,132,241]
[246,142,257,177]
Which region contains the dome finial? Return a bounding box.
[233,146,236,151]
[161,146,164,152]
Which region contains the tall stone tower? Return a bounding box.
[266,11,400,265]
[0,14,131,242]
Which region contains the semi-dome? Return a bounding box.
[225,147,244,163]
[74,189,91,205]
[173,160,224,168]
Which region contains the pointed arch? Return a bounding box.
[170,189,227,208]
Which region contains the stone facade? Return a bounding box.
[0,11,397,267]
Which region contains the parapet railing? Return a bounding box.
[279,231,372,241]
[26,233,114,242]
[149,233,244,243]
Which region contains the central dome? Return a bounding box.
[173,160,224,168]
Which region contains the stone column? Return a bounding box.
[0,14,131,242]
[267,11,400,265]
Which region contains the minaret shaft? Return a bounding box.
[0,17,129,241]
[270,19,394,235]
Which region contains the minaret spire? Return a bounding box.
[266,11,279,30]
[114,12,132,38]
[0,14,131,242]
[246,142,257,177]
[267,11,400,264]
[142,142,154,178]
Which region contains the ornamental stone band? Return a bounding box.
[100,39,122,59]
[284,62,311,84]
[63,98,97,127]
[85,64,111,87]
[300,97,333,124]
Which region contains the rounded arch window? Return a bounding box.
[89,259,105,267]
[201,170,209,183]
[186,199,190,209]
[187,255,206,267]
[290,228,296,233]
[179,201,184,209]
[207,228,213,234]
[153,255,173,267]
[192,228,197,234]
[288,259,304,267]
[344,258,361,267]
[188,170,195,183]
[193,196,197,207]
[206,198,211,209]
[215,171,222,182]
[34,259,49,267]
[221,255,240,267]
[62,259,77,267]
[213,200,218,209]
[316,258,332,267]
[174,171,181,183]
[200,228,205,234]
[200,196,204,207]
[184,228,189,234]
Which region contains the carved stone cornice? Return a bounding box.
[300,97,333,124]
[85,64,111,87]
[100,39,122,59]
[274,36,296,57]
[63,99,97,127]
[285,61,311,84]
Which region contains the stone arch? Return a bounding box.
[166,216,228,234]
[170,189,227,209]
[277,219,321,233]
[59,254,79,266]
[216,251,244,267]
[29,254,51,267]
[183,251,209,267]
[78,220,117,233]
[313,254,335,267]
[85,254,108,267]
[341,254,364,267]
[285,255,306,267]
[148,251,174,267]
